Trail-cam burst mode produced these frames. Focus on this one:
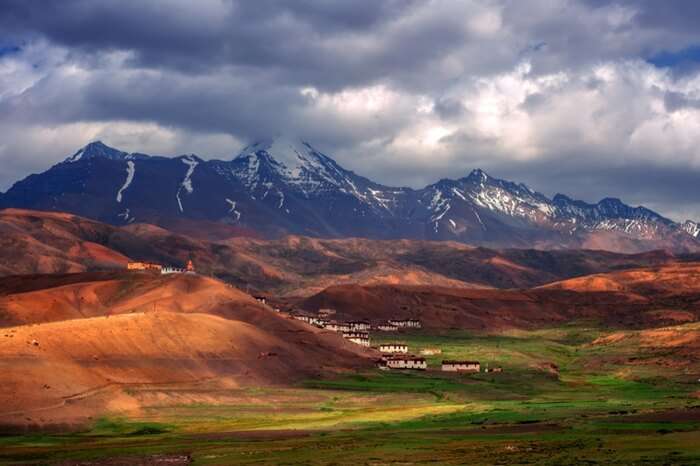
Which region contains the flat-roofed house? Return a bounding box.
[384,355,427,370]
[379,343,408,354]
[441,360,480,372]
[376,324,398,332]
[326,322,352,332]
[388,319,422,329]
[127,262,162,272]
[348,321,371,331]
[342,331,370,347]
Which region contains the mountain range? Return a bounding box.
[1,137,698,252]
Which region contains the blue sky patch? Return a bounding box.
[648,45,700,68]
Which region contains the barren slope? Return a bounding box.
[298,263,700,331]
[0,272,263,327]
[0,272,376,429]
[0,208,684,296]
[0,311,373,429]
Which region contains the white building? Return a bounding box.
[441,360,480,372]
[348,321,371,331]
[161,266,186,274]
[326,322,352,332]
[388,319,422,329]
[376,324,398,332]
[383,356,427,370]
[379,343,408,354]
[343,331,370,347]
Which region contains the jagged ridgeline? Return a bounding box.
[1,137,698,252]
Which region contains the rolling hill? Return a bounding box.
[297,262,700,330]
[0,208,683,296]
[0,272,376,429]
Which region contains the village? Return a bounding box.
[126,261,500,375]
[285,307,502,374]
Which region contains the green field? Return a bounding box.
[2,325,700,465]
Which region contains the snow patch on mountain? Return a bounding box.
[66,148,84,163]
[116,161,135,203]
[117,208,134,223]
[176,156,198,212]
[225,198,241,221]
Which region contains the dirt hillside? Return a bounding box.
[0,272,376,430]
[0,272,263,327]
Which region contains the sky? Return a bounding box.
[1,0,700,221]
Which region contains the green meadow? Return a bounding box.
[2,325,700,465]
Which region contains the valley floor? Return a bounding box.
[2,324,700,465]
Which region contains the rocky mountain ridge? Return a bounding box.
[1,138,698,252]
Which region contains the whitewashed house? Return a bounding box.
[342,331,370,347]
[388,319,422,329]
[383,355,427,370]
[379,343,408,354]
[348,321,371,331]
[376,324,398,332]
[441,360,480,372]
[326,322,352,332]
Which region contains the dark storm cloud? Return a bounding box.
[0,0,446,91]
[1,0,700,220]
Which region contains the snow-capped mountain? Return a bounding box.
[1,138,699,252]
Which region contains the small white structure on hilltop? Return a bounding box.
[161,260,196,275]
[379,343,408,354]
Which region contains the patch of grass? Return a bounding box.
[86,417,174,437]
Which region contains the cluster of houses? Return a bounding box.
[374,342,503,373]
[127,260,196,275]
[377,351,502,373]
[282,308,503,374]
[290,310,420,333]
[289,311,423,350]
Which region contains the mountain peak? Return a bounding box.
[552,193,572,203]
[466,168,489,182]
[231,136,352,191]
[65,141,127,163]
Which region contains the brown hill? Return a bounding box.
[0,272,376,429]
[0,208,683,296]
[0,311,373,430]
[0,271,264,327]
[298,263,700,331]
[540,262,700,296]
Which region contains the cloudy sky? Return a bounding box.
[1,0,700,220]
